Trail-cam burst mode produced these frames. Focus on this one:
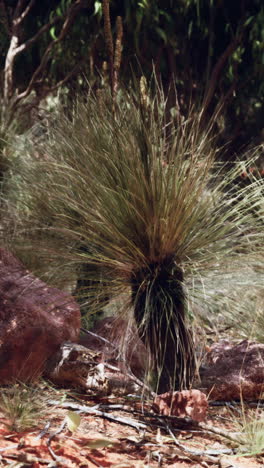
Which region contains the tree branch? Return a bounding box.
[14,14,63,55]
[3,0,36,101]
[20,60,84,110]
[12,0,85,108]
[13,0,31,24]
[202,34,241,116]
[15,0,35,26]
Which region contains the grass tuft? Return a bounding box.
[0,382,47,432]
[232,403,264,457]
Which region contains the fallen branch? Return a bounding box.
[47,419,67,446]
[164,422,234,464]
[46,419,71,466]
[199,422,244,445]
[0,444,20,453]
[47,444,71,467]
[99,404,199,428]
[35,421,51,440]
[86,454,104,467]
[48,400,148,431]
[48,398,246,447]
[2,452,53,465]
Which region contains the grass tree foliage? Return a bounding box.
[4,84,264,394]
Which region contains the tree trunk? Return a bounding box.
[3,34,19,109]
[131,257,195,394]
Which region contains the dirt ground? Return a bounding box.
[0,385,263,468]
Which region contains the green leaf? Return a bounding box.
[49,26,57,40]
[138,0,149,10]
[244,16,254,27]
[94,1,102,16]
[56,6,62,16]
[65,411,81,433]
[155,27,168,44]
[86,438,115,449]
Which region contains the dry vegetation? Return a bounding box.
[0,380,263,467]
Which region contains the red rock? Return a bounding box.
[200,340,264,400]
[0,248,80,383]
[153,389,208,422]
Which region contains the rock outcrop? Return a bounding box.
[0,248,80,383]
[200,340,264,400]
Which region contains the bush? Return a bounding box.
[4,84,264,393]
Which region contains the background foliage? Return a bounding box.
[0,0,263,155]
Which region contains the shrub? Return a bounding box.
[4,85,264,393]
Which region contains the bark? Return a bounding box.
[4,34,19,102]
[1,0,85,124]
[131,257,195,393]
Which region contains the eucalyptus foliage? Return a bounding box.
[4,86,264,392]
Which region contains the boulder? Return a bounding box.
[153,389,208,422]
[200,340,264,400]
[0,248,80,383]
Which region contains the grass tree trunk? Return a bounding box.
[131,256,195,394]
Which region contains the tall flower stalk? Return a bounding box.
[4,86,264,393]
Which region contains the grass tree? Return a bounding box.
[4,84,264,394]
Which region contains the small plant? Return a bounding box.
[0,382,47,432]
[232,405,264,457]
[240,414,264,456]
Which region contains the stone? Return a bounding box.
[199,340,264,400]
[45,341,141,396]
[153,389,208,422]
[79,316,148,379]
[0,248,80,383]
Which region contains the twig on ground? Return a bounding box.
[46,419,71,466]
[35,421,51,440]
[129,407,244,445]
[47,443,70,466]
[86,453,104,467]
[47,398,246,450]
[2,452,54,465]
[0,444,20,452]
[48,400,148,430]
[163,422,235,463]
[199,422,244,445]
[47,419,67,446]
[99,404,198,426]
